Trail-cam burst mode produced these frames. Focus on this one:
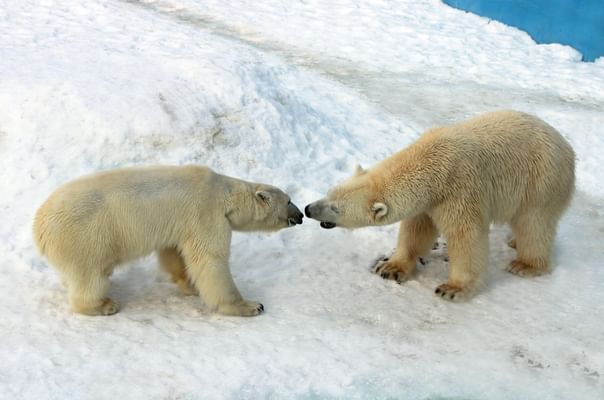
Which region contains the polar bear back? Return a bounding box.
[439,110,573,221]
[377,110,575,224]
[34,165,222,266]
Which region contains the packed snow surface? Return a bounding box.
[1,0,603,399]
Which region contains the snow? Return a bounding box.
[0,0,603,399]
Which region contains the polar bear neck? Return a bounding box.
[370,139,454,221]
[220,174,273,232]
[219,174,253,216]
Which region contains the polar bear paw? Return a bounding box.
[506,259,548,277]
[218,300,265,317]
[72,297,119,316]
[434,283,467,302]
[176,278,198,296]
[101,298,120,315]
[372,256,413,284]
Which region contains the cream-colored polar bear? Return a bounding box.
[34,165,304,316]
[305,110,575,300]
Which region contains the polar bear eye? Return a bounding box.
[330,205,340,214]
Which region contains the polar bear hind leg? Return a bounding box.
[64,263,119,316]
[507,208,557,277]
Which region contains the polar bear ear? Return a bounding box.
[371,202,388,219]
[355,164,366,175]
[255,190,272,204]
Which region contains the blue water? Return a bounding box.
[443,0,604,62]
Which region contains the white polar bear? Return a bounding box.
[305,110,575,300]
[33,165,304,316]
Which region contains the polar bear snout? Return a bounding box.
[304,202,320,219]
[304,201,337,229]
[287,202,304,226]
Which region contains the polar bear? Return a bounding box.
[33,165,304,316]
[305,110,575,300]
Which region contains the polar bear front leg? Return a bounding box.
[436,220,489,301]
[158,247,197,296]
[180,238,264,317]
[373,213,438,283]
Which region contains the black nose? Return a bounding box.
[293,208,303,224]
[288,202,304,225]
[304,204,311,218]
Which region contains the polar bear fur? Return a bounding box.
[305,110,575,300]
[34,165,303,316]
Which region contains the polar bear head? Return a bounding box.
[227,184,304,232]
[304,165,390,229]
